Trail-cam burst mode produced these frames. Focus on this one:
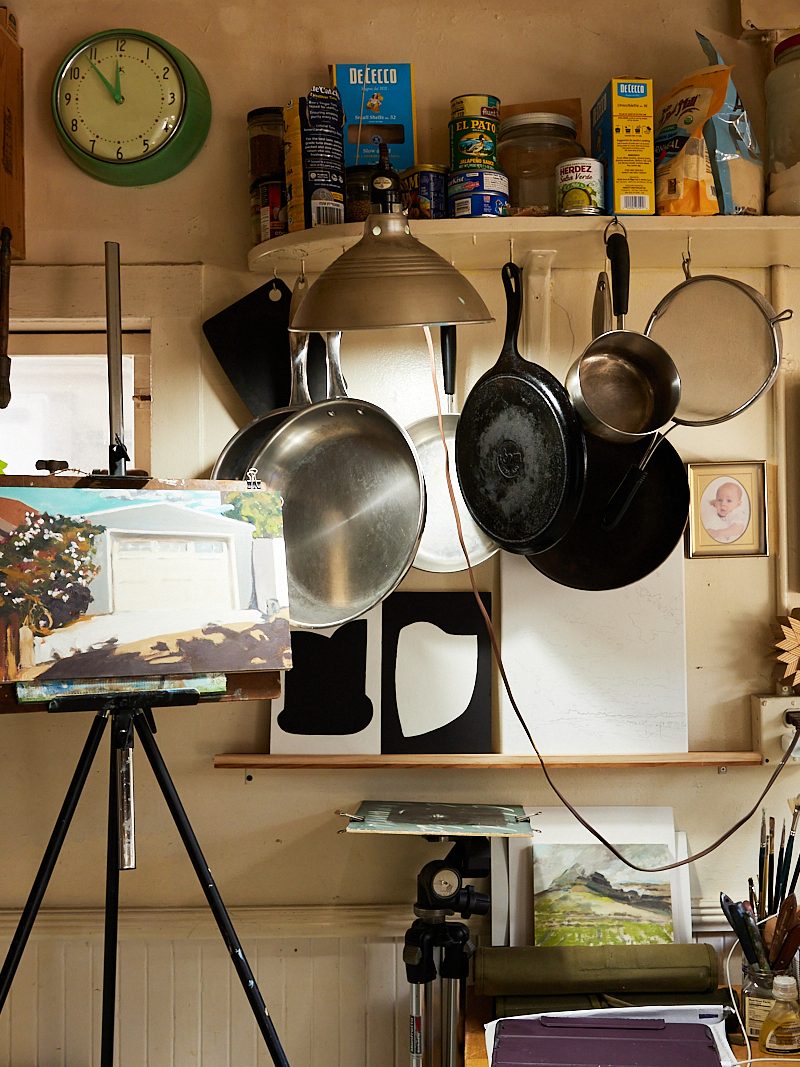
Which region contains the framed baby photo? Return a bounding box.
[686,461,768,559]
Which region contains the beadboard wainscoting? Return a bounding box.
[0,902,735,1066]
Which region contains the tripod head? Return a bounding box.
[414,836,490,921]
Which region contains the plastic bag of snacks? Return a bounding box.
[654,31,763,215]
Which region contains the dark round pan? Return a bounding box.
[527,433,689,591]
[455,261,587,555]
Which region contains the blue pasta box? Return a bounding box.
[329,63,417,171]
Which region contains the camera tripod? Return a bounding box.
[0,690,290,1067]
[402,837,490,1067]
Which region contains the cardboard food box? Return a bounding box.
[283,86,346,233]
[329,63,416,172]
[0,9,23,258]
[590,78,655,216]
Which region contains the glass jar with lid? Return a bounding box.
[497,112,584,216]
[767,34,800,214]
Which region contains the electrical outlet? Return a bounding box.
[751,694,800,764]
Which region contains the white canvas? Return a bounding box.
[498,546,688,755]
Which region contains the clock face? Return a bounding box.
[54,32,187,164]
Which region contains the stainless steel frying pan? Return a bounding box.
[249,332,426,629]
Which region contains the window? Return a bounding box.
[0,331,151,474]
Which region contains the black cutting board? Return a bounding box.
[202,277,326,417]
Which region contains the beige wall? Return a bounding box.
[1,0,797,918]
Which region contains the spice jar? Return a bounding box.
[247,107,285,183]
[767,35,800,214]
[497,112,584,216]
[345,166,374,222]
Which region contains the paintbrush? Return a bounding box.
[758,809,767,919]
[769,816,776,915]
[770,892,797,965]
[749,876,757,914]
[741,899,772,972]
[777,819,787,909]
[785,799,800,897]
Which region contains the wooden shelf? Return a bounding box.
[213,750,763,770]
[248,215,800,274]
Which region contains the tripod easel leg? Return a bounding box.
[0,711,108,1012]
[133,711,291,1067]
[101,713,123,1067]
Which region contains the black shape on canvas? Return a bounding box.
[380,592,492,754]
[277,621,373,735]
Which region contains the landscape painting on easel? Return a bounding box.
[532,842,673,946]
[0,486,291,681]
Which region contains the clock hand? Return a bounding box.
[88,59,120,103]
[112,60,123,105]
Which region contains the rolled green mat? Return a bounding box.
[493,989,737,1018]
[474,943,718,996]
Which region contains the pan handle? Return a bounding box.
[325,331,348,399]
[500,261,523,361]
[600,429,669,531]
[441,325,456,409]
[606,231,630,329]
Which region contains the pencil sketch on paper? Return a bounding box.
[0,486,292,681]
[533,842,674,946]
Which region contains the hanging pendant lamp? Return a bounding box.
[289,212,493,332]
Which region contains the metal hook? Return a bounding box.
[300,258,306,280]
[508,237,515,264]
[603,215,627,243]
[681,235,693,280]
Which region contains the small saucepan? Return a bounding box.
[566,227,681,444]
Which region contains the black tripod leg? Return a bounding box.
[132,712,290,1067]
[0,711,108,1012]
[101,714,126,1067]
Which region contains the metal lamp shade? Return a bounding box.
[289,213,493,331]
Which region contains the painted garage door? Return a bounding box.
[110,535,236,612]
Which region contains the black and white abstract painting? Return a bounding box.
[269,591,492,755]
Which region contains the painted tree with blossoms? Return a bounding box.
[0,511,105,677]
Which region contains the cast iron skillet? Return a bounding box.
[527,432,689,591]
[455,261,587,555]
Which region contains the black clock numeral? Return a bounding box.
[90,140,96,153]
[64,92,71,105]
[116,145,124,160]
[88,47,97,60]
[71,119,78,133]
[168,91,175,105]
[116,39,126,51]
[142,139,150,153]
[70,65,80,80]
[146,47,150,59]
[163,66,170,79]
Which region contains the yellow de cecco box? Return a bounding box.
[590,78,655,216]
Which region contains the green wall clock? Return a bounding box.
[51,28,212,186]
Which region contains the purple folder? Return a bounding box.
[491,1015,722,1066]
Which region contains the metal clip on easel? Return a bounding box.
[403,837,490,1067]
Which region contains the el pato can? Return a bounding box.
[556,157,604,215]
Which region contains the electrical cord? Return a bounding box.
[422,324,800,876]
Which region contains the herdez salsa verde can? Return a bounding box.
[400,164,447,219]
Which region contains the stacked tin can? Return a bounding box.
[447,94,509,218]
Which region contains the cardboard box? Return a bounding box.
[284,86,345,233]
[590,79,654,216]
[329,63,416,171]
[0,15,23,258]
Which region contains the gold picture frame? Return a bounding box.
[686,461,768,558]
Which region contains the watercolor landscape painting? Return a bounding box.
[533,842,674,947]
[0,486,292,681]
